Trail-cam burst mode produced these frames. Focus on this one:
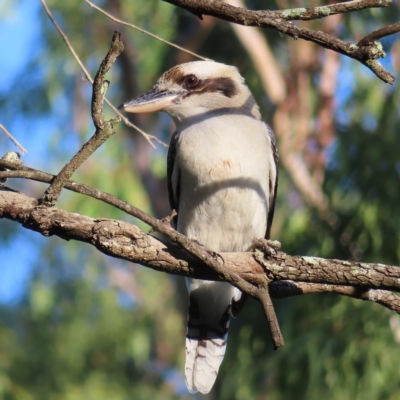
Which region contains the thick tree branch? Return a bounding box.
[1,188,400,314]
[169,0,393,22]
[164,0,397,84]
[0,160,284,347]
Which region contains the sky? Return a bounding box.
[0,0,54,303]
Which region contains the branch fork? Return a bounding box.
[164,0,400,84]
[251,238,285,348]
[41,32,124,207]
[1,184,400,319]
[4,152,400,347]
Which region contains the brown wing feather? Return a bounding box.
[265,123,279,240]
[233,123,279,317]
[167,131,180,228]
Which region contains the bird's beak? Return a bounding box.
[118,89,181,114]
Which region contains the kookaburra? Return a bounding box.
[119,61,278,394]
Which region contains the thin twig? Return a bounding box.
[272,0,392,21]
[0,124,27,155]
[224,0,286,104]
[41,32,124,206]
[40,0,166,147]
[270,281,400,315]
[257,287,285,349]
[84,0,209,61]
[0,165,151,220]
[358,21,400,46]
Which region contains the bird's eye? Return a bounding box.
[184,75,199,88]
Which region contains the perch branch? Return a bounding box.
[0,153,22,183]
[1,188,400,317]
[0,159,284,347]
[4,159,400,344]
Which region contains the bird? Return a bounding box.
[119,61,278,394]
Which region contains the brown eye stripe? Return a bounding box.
[162,66,185,83]
[161,66,238,98]
[185,77,238,98]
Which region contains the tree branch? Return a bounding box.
[268,0,391,22]
[269,281,400,314]
[0,159,285,347]
[1,188,400,315]
[41,32,123,206]
[164,0,397,84]
[358,21,400,46]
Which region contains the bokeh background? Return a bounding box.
[1,0,400,399]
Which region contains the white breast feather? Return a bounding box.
[175,112,275,394]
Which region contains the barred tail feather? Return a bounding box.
[184,281,232,394]
[185,336,228,394]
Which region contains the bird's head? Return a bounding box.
[119,61,261,123]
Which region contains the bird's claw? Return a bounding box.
[251,238,281,258]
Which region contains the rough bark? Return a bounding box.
[1,188,400,305]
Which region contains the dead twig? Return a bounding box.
[40,0,166,147]
[0,124,27,155]
[84,0,210,61]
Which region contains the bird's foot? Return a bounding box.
[251,238,281,258]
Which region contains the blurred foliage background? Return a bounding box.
[1,0,400,399]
